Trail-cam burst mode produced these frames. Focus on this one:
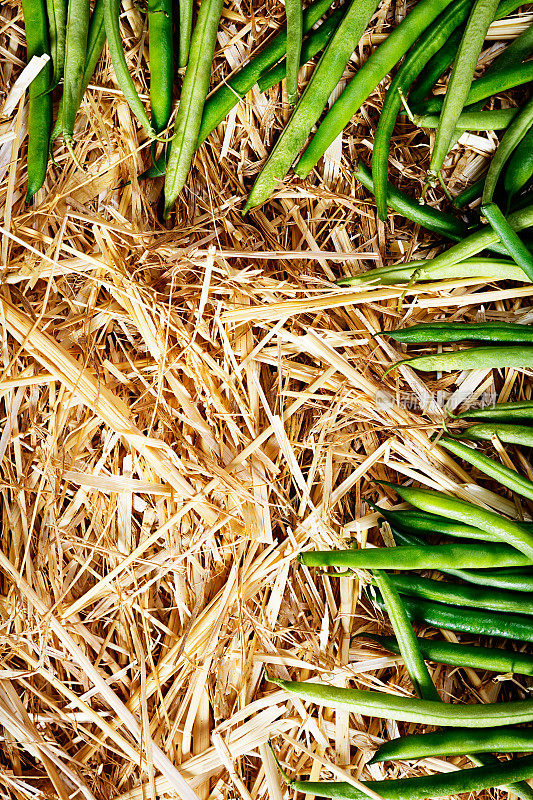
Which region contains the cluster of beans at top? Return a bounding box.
[268,322,533,799]
[21,0,532,221]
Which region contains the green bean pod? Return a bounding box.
[179,0,193,67]
[299,541,531,570]
[379,481,533,561]
[355,162,467,239]
[505,129,533,198]
[421,62,533,115]
[164,0,225,213]
[373,590,533,643]
[51,0,106,145]
[269,675,533,725]
[336,257,528,286]
[46,0,67,85]
[376,572,533,615]
[483,96,533,206]
[104,0,156,138]
[295,0,458,179]
[408,27,463,110]
[22,0,53,201]
[197,0,337,147]
[440,434,533,502]
[380,321,533,344]
[429,0,500,179]
[364,632,533,676]
[373,726,533,764]
[452,175,485,208]
[62,0,90,146]
[148,0,174,134]
[388,345,533,377]
[414,108,518,131]
[243,0,379,212]
[372,0,474,220]
[461,422,533,447]
[390,526,533,593]
[257,6,345,94]
[455,400,533,423]
[482,202,533,280]
[286,756,533,800]
[373,504,504,541]
[285,0,303,105]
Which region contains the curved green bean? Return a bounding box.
[461,422,533,447]
[505,129,533,198]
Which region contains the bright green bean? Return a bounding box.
[364,632,533,676]
[414,107,518,131]
[164,0,225,214]
[380,321,533,343]
[243,0,379,212]
[482,201,533,280]
[336,257,528,286]
[505,129,533,198]
[484,96,533,206]
[408,28,463,110]
[269,675,533,725]
[461,422,533,447]
[62,0,90,148]
[373,504,504,541]
[455,400,533,422]
[299,542,531,569]
[104,0,156,138]
[179,0,193,67]
[46,0,67,86]
[148,0,173,134]
[379,481,533,561]
[285,0,303,104]
[429,0,500,179]
[387,345,533,377]
[372,726,533,763]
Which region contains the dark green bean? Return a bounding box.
[62,0,90,152]
[46,0,67,86]
[452,175,485,208]
[461,422,533,447]
[484,96,533,206]
[376,571,533,614]
[179,0,193,67]
[387,345,533,376]
[408,28,463,110]
[364,632,533,676]
[373,504,504,541]
[379,480,533,560]
[243,0,379,212]
[164,0,225,213]
[372,726,533,763]
[455,400,533,423]
[269,674,533,725]
[373,0,474,220]
[197,0,337,148]
[379,321,533,343]
[148,0,173,134]
[505,129,533,199]
[355,162,467,240]
[373,590,533,642]
[22,0,53,201]
[482,201,533,280]
[285,0,303,105]
[299,542,531,570]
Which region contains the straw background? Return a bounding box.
[0,1,532,798]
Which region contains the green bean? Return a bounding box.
[373,504,504,541]
[51,0,106,145]
[355,162,467,240]
[62,0,90,151]
[390,526,533,592]
[164,0,225,214]
[22,0,53,202]
[482,201,533,280]
[379,481,533,561]
[440,434,533,502]
[285,0,303,105]
[197,0,337,147]
[269,674,533,725]
[243,0,379,212]
[257,6,345,94]
[373,571,441,701]
[408,28,463,110]
[420,62,533,115]
[484,97,533,206]
[373,0,474,220]
[364,632,533,676]
[495,0,531,17]
[373,590,533,642]
[179,0,193,67]
[286,755,533,800]
[413,107,518,131]
[104,0,156,138]
[336,257,528,286]
[461,422,533,448]
[455,400,533,423]
[380,321,533,343]
[429,0,500,180]
[452,175,485,208]
[299,542,531,570]
[148,0,173,135]
[489,19,533,73]
[376,572,533,614]
[387,345,533,377]
[295,0,458,179]
[505,129,533,198]
[46,0,67,86]
[372,726,533,763]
